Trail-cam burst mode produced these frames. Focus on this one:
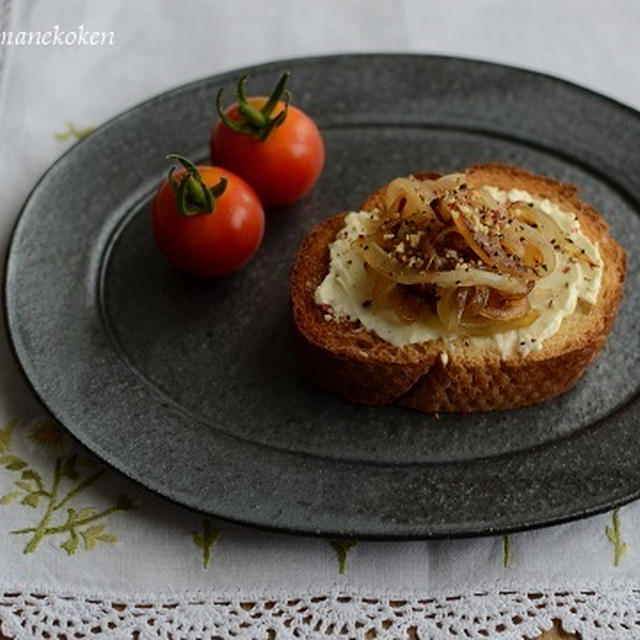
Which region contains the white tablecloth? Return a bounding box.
[1,1,640,638]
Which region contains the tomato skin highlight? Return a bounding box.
[210,98,325,208]
[151,166,265,278]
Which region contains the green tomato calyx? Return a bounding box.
[166,154,227,216]
[216,71,291,142]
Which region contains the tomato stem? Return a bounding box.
[257,91,289,142]
[216,71,290,141]
[260,71,289,117]
[166,154,227,217]
[236,76,268,127]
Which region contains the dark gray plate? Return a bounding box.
[5,55,640,538]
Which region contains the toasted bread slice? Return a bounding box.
[290,164,626,412]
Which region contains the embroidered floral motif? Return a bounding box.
[191,518,221,569]
[28,417,70,452]
[329,540,357,575]
[54,122,94,141]
[503,534,512,568]
[0,419,135,555]
[605,508,628,567]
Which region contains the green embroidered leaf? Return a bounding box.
[192,532,204,548]
[62,453,79,479]
[116,495,135,510]
[60,531,79,555]
[80,525,118,551]
[15,480,34,492]
[0,491,21,505]
[76,507,97,519]
[606,508,628,567]
[54,122,94,142]
[87,524,106,536]
[2,420,133,556]
[20,493,40,508]
[329,540,358,575]
[80,525,105,551]
[191,519,221,569]
[0,419,17,454]
[21,469,43,484]
[1,455,27,471]
[96,533,117,544]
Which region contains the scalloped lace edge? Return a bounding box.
[2,587,640,639]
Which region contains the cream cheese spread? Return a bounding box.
[314,187,603,358]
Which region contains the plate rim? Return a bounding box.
[4,52,640,540]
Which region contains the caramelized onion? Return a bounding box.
[383,174,466,220]
[450,207,526,275]
[458,310,539,335]
[353,237,531,296]
[434,226,464,246]
[424,269,531,296]
[349,174,583,338]
[437,286,537,333]
[432,198,453,224]
[436,287,468,331]
[501,229,525,260]
[473,187,504,212]
[388,288,424,323]
[464,286,490,316]
[369,270,396,307]
[516,223,557,276]
[477,295,531,320]
[427,173,467,205]
[512,202,597,268]
[384,178,432,219]
[512,202,563,244]
[447,200,557,279]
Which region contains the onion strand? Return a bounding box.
[353,173,571,336]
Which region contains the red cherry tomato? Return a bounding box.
[151,155,264,277]
[210,73,324,208]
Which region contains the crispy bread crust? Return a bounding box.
[289,164,626,412]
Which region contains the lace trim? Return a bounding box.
[2,588,640,639]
